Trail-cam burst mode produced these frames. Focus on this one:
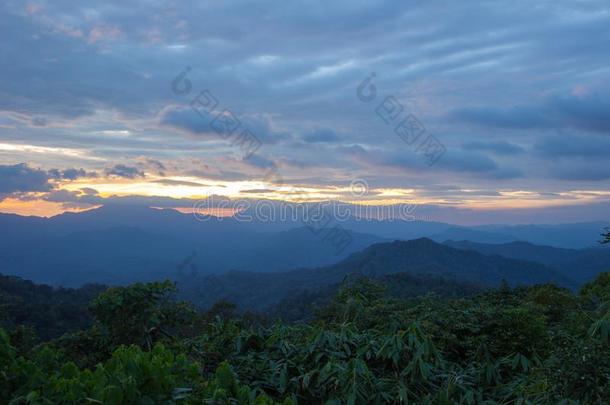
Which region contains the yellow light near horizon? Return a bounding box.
[2,176,610,218]
[62,177,248,199]
[0,198,96,217]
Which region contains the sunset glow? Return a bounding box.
[0,1,608,224]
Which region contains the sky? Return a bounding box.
[0,0,609,224]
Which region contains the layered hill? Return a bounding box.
[178,238,574,311]
[444,239,610,284]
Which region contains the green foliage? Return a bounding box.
[89,280,195,349]
[601,228,610,244]
[0,274,105,340]
[192,361,292,404]
[525,284,578,322]
[581,271,610,302]
[5,342,200,404]
[481,306,548,357]
[3,274,610,403]
[580,272,610,343]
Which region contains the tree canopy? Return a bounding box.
[2,271,610,403]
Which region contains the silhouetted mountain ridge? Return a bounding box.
[0,206,383,286]
[178,238,575,311]
[0,206,607,287]
[444,239,610,284]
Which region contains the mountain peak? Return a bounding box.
[367,237,444,253]
[332,237,574,289]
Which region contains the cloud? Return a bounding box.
[244,154,276,170]
[140,158,166,176]
[552,162,610,181]
[450,91,610,135]
[0,163,52,194]
[451,106,547,129]
[88,24,122,44]
[48,168,97,180]
[151,179,210,187]
[44,189,84,203]
[80,187,99,196]
[160,106,214,137]
[161,106,286,145]
[0,163,99,201]
[342,144,518,178]
[303,128,340,143]
[551,93,610,133]
[31,117,48,127]
[105,164,145,179]
[239,189,274,194]
[1,0,610,221]
[535,134,610,158]
[437,150,523,179]
[463,141,525,155]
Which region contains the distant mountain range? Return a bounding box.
[428,222,610,248]
[0,205,384,286]
[0,205,607,288]
[444,239,610,284]
[177,238,576,311]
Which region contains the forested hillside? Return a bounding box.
[0,274,105,340]
[2,272,609,403]
[444,239,610,284]
[177,238,575,311]
[3,0,610,402]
